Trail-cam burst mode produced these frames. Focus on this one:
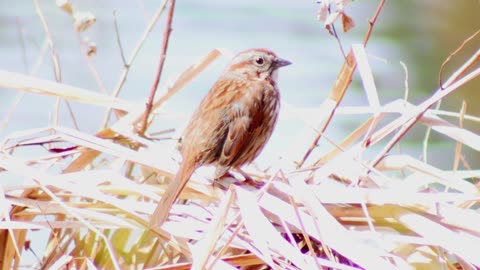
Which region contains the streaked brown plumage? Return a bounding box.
[150,48,291,227]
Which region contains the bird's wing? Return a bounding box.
[219,84,267,167]
[221,114,252,163]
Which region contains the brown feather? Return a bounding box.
[150,158,197,227]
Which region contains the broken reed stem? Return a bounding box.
[102,0,170,128]
[140,0,176,136]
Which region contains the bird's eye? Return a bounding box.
[254,56,265,66]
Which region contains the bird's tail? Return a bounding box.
[150,161,196,228]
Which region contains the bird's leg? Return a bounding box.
[214,168,264,189]
[234,168,264,189]
[213,168,236,190]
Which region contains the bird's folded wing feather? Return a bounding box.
[221,115,251,163]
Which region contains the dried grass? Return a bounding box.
[1,44,479,269]
[1,2,480,270]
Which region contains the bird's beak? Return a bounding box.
[273,57,292,68]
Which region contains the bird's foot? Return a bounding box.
[215,170,264,189]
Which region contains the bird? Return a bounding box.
[150,48,291,228]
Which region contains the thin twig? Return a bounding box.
[332,23,347,60]
[400,61,409,102]
[424,32,479,161]
[113,10,127,66]
[296,0,386,168]
[453,100,466,173]
[422,99,441,164]
[372,49,480,156]
[34,0,80,130]
[34,0,61,83]
[370,62,480,167]
[327,4,347,60]
[76,33,108,95]
[34,0,63,129]
[102,0,170,128]
[139,0,176,136]
[63,99,80,130]
[15,17,28,72]
[439,29,480,89]
[362,0,385,46]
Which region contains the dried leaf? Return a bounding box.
[84,38,97,57]
[56,0,72,14]
[316,1,330,21]
[341,12,355,32]
[317,0,355,34]
[74,12,96,32]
